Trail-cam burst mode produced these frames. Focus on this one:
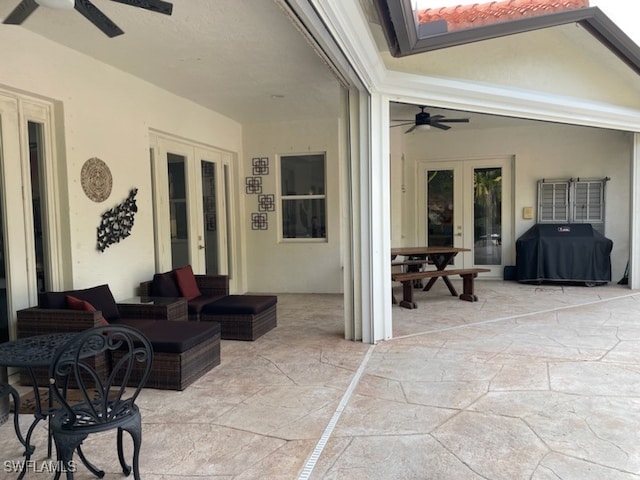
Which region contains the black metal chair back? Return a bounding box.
[48,325,153,479]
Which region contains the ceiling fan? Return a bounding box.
[392,105,469,133]
[3,0,173,38]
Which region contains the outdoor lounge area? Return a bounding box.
[2,279,639,479]
[3,1,640,478]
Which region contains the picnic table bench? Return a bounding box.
[392,268,490,309]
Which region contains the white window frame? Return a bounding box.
[279,152,327,242]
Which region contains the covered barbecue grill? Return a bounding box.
[516,224,613,285]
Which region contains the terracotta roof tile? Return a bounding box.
[417,0,590,32]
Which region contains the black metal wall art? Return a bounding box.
[97,188,138,252]
[258,194,275,212]
[245,176,262,194]
[252,157,269,175]
[251,213,268,230]
[248,156,271,230]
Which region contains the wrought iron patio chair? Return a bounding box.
[48,325,153,480]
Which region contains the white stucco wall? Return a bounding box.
[242,118,344,293]
[1,28,242,301]
[394,122,631,282]
[381,24,640,111]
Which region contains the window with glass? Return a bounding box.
[280,154,326,240]
[374,0,594,57]
[474,167,502,265]
[167,154,189,268]
[427,169,454,248]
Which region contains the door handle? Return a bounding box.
[198,245,205,250]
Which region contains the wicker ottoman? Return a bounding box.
[113,319,221,390]
[200,295,277,341]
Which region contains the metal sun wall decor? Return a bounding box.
[97,188,138,252]
[81,157,112,202]
[247,156,272,230]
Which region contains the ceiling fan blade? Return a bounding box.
[390,122,413,128]
[109,0,173,15]
[437,118,470,123]
[404,125,418,134]
[3,0,38,25]
[75,0,124,37]
[431,122,451,130]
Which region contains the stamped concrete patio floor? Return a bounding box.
[2,280,640,479]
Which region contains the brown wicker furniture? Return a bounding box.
[117,296,188,322]
[112,318,220,391]
[200,295,277,341]
[139,272,228,322]
[140,267,278,341]
[16,284,220,390]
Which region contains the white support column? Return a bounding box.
[363,93,393,343]
[343,89,363,342]
[353,93,370,342]
[630,133,640,289]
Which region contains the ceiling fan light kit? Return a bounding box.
[35,0,74,10]
[3,0,174,37]
[391,105,469,133]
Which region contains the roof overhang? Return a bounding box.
[375,1,640,76]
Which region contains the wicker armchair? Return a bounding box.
[16,292,159,388]
[16,284,220,390]
[139,273,229,321]
[139,274,229,297]
[141,268,277,341]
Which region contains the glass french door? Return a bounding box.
[151,135,233,277]
[167,153,190,269]
[0,92,61,342]
[421,158,512,277]
[200,159,233,275]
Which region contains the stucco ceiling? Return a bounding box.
[0,0,343,124]
[2,0,638,130]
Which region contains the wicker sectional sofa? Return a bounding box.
[16,283,221,390]
[139,266,277,341]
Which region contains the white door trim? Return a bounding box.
[0,89,64,339]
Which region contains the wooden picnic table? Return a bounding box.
[391,246,488,308]
[391,246,469,295]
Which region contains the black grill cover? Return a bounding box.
[516,224,612,284]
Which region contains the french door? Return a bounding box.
[0,91,61,341]
[418,157,513,277]
[150,134,233,279]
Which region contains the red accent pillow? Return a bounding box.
[66,295,109,326]
[174,265,202,301]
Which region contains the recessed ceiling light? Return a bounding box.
[271,94,285,99]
